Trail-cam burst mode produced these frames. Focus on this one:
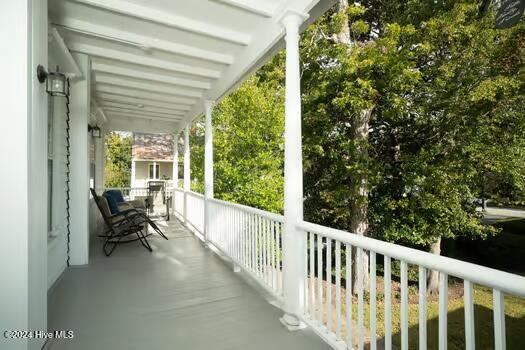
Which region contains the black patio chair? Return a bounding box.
[91,189,152,256]
[91,189,169,243]
[89,188,168,240]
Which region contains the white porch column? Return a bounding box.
[183,125,191,221]
[69,53,91,266]
[94,127,105,194]
[172,132,179,213]
[204,100,215,242]
[280,11,308,329]
[130,159,136,188]
[0,2,48,349]
[172,132,179,188]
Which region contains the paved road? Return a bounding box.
[481,207,525,224]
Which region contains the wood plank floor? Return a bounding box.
[47,218,329,350]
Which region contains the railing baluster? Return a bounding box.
[304,232,308,313]
[384,256,392,350]
[464,280,475,350]
[275,222,280,293]
[317,235,323,325]
[357,248,364,350]
[236,207,239,260]
[249,213,253,272]
[270,220,275,291]
[263,218,268,284]
[266,218,271,285]
[401,260,408,350]
[228,206,231,256]
[439,272,448,350]
[259,216,262,278]
[335,240,341,339]
[241,210,245,267]
[345,244,352,349]
[240,210,243,265]
[252,214,256,273]
[309,232,315,320]
[326,238,332,332]
[419,267,427,350]
[370,252,376,350]
[493,289,506,350]
[236,208,239,263]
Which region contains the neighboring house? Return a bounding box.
[131,132,174,188]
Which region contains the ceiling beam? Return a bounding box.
[95,74,203,98]
[97,92,191,111]
[92,61,211,90]
[105,111,181,122]
[50,27,83,79]
[106,115,178,134]
[102,106,183,119]
[99,101,187,115]
[91,98,107,123]
[69,0,251,45]
[211,0,274,17]
[67,42,221,79]
[95,84,197,105]
[53,18,234,65]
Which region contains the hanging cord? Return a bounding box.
[65,78,72,267]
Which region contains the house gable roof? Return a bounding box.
[132,132,174,161]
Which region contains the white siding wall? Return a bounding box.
[133,160,173,187]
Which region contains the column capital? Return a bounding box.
[278,10,309,30]
[204,99,216,111]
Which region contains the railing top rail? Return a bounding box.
[174,187,184,193]
[208,197,284,223]
[187,190,204,199]
[104,187,148,190]
[299,220,525,297]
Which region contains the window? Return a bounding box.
[149,162,160,179]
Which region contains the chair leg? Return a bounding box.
[137,229,152,252]
[148,221,168,240]
[104,235,122,256]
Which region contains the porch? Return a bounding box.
[47,218,328,350]
[2,0,525,349]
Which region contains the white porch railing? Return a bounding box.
[105,187,148,200]
[208,197,284,299]
[174,188,185,218]
[172,189,525,350]
[186,191,205,235]
[105,187,173,215]
[298,221,525,350]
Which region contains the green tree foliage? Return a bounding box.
[300,1,525,252]
[190,76,285,213]
[104,132,132,188]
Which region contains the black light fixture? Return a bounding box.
[37,65,67,96]
[88,124,102,138]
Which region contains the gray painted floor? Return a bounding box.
[48,218,330,350]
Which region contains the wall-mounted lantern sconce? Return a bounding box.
[88,124,102,138]
[37,65,67,97]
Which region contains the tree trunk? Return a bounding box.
[333,0,372,294]
[427,237,441,295]
[350,109,372,293]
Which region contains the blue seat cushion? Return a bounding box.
[103,192,120,214]
[104,190,125,203]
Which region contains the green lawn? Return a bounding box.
[347,281,525,349]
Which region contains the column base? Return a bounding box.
[233,264,241,273]
[279,314,306,331]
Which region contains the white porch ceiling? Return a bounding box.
[49,0,335,133]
